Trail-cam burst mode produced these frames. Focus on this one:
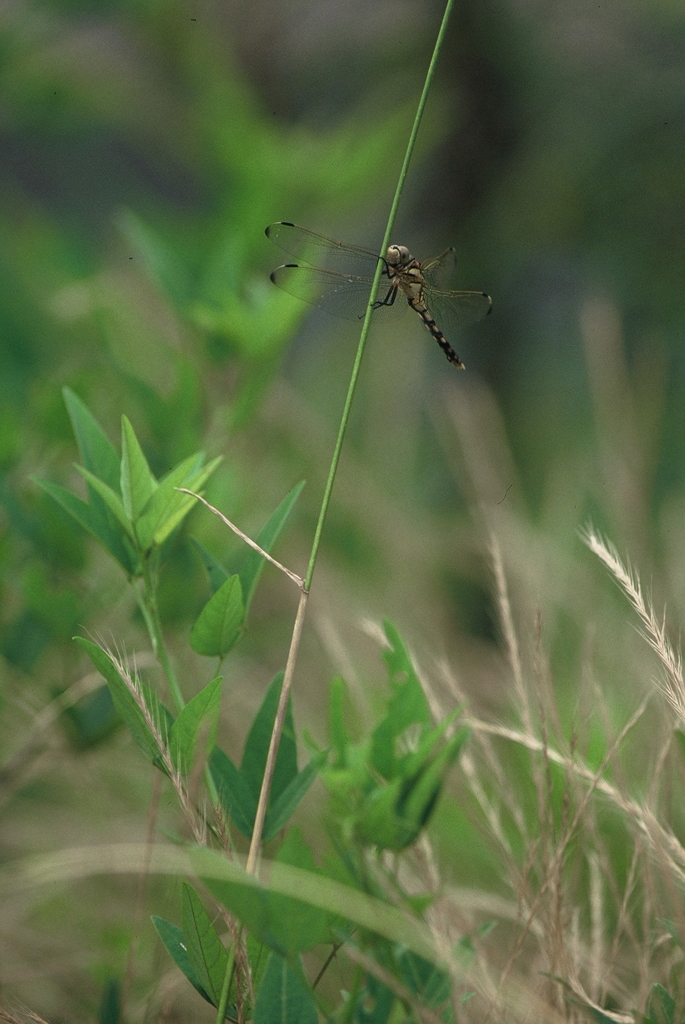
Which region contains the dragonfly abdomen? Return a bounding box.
[408,297,466,370]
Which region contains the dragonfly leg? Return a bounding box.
[371,282,399,310]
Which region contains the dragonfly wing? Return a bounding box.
[423,288,493,334]
[421,247,457,290]
[266,222,381,273]
[270,264,376,322]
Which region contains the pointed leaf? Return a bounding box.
[151,915,212,1003]
[267,829,331,948]
[170,677,222,775]
[202,870,285,956]
[75,638,173,764]
[371,620,431,779]
[136,455,222,550]
[660,918,683,947]
[190,576,244,658]
[199,848,329,957]
[210,746,257,837]
[241,673,297,804]
[192,538,230,592]
[34,477,137,572]
[396,948,451,1010]
[181,883,229,1006]
[63,388,120,491]
[134,452,202,550]
[263,750,328,842]
[75,466,134,539]
[121,416,155,520]
[358,725,469,851]
[60,683,120,749]
[234,481,305,611]
[253,954,318,1024]
[98,979,121,1024]
[648,984,675,1024]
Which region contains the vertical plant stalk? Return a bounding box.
[214,941,236,1024]
[137,556,185,713]
[244,0,457,878]
[245,586,308,875]
[135,561,220,806]
[304,0,457,591]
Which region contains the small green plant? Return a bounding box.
[32,387,468,1022]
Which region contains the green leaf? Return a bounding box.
[190,576,244,658]
[151,915,212,1003]
[192,846,436,961]
[63,388,120,492]
[199,854,329,957]
[98,979,121,1024]
[397,729,466,831]
[241,673,297,804]
[235,481,305,612]
[396,948,451,1009]
[253,953,318,1024]
[192,538,230,593]
[120,415,156,521]
[354,974,396,1023]
[181,883,229,1007]
[245,934,269,1008]
[60,683,121,749]
[75,466,134,539]
[263,750,328,842]
[136,454,222,551]
[357,726,469,851]
[210,746,257,838]
[170,677,222,775]
[660,918,683,947]
[371,620,431,779]
[33,477,137,573]
[267,829,331,949]
[647,984,675,1024]
[202,869,287,956]
[75,638,173,765]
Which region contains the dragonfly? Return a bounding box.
[265,221,492,369]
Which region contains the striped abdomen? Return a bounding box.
[408,296,465,370]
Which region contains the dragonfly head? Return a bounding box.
[386,244,413,268]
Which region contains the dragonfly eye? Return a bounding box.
[386,244,411,267]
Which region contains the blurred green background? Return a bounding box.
[1,0,684,1016]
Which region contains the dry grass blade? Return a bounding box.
[581,527,685,723]
[102,642,206,846]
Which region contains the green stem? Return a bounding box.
[304,0,457,592]
[245,0,456,877]
[138,555,185,713]
[135,562,220,807]
[214,941,236,1024]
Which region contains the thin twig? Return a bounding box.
[177,489,305,588]
[245,587,309,875]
